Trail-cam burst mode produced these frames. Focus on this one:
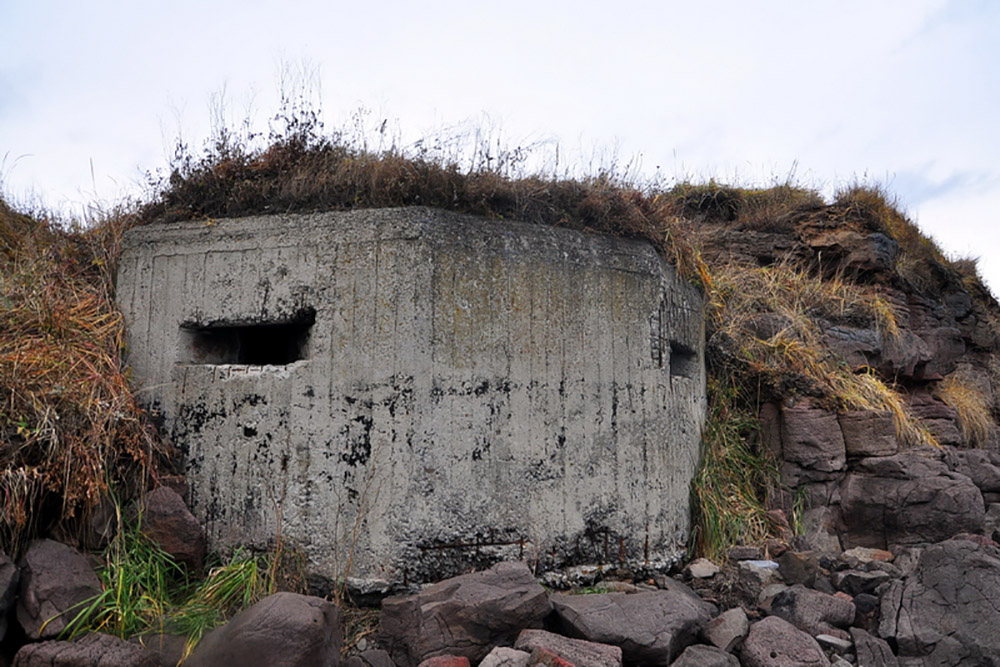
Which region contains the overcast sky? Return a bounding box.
[2,0,998,294]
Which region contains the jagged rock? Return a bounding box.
[985,504,1000,542]
[741,616,830,667]
[478,647,531,667]
[831,569,892,596]
[670,644,739,667]
[514,629,621,667]
[1,551,18,642]
[850,628,898,667]
[778,551,822,587]
[686,558,721,579]
[379,562,551,667]
[879,536,1000,664]
[816,633,853,653]
[821,325,932,379]
[140,486,206,570]
[838,410,898,457]
[16,539,102,640]
[768,584,855,639]
[345,650,396,667]
[839,453,985,549]
[792,508,842,558]
[727,545,763,561]
[550,585,715,665]
[134,632,187,667]
[185,592,341,667]
[942,446,1000,492]
[13,632,159,666]
[701,606,748,652]
[808,230,899,274]
[840,547,893,564]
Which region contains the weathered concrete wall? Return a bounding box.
[117,207,705,584]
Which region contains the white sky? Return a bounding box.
[2,0,999,295]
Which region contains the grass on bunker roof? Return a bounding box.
[3,101,998,562]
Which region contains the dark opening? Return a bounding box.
[670,341,698,379]
[179,309,315,366]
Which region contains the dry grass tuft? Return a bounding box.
[936,373,995,447]
[0,200,162,554]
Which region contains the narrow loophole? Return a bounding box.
[179,309,315,366]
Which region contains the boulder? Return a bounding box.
[1,552,18,641]
[478,647,531,667]
[550,586,715,665]
[768,584,855,639]
[777,551,822,587]
[670,644,739,667]
[808,230,899,275]
[13,632,159,666]
[701,606,748,652]
[514,629,621,667]
[378,562,551,667]
[140,486,206,570]
[839,453,985,549]
[838,410,898,457]
[850,628,898,667]
[879,537,1000,664]
[16,539,102,640]
[185,592,341,667]
[741,616,830,667]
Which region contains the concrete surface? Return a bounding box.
[116,207,705,584]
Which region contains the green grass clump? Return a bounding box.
[61,514,284,655]
[690,377,779,563]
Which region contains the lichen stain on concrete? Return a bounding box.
[116,207,706,584]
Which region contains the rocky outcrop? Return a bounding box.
[879,536,1000,664]
[378,562,551,667]
[839,453,985,549]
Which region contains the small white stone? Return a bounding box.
[687,557,721,579]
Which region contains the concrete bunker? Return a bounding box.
[116,207,706,584]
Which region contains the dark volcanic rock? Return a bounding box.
[879,536,1000,664]
[140,486,206,570]
[779,402,846,478]
[16,539,102,640]
[185,592,341,667]
[839,453,985,549]
[741,616,829,667]
[550,585,715,665]
[13,632,159,666]
[379,562,551,667]
[768,584,855,639]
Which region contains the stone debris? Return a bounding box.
[379,561,551,667]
